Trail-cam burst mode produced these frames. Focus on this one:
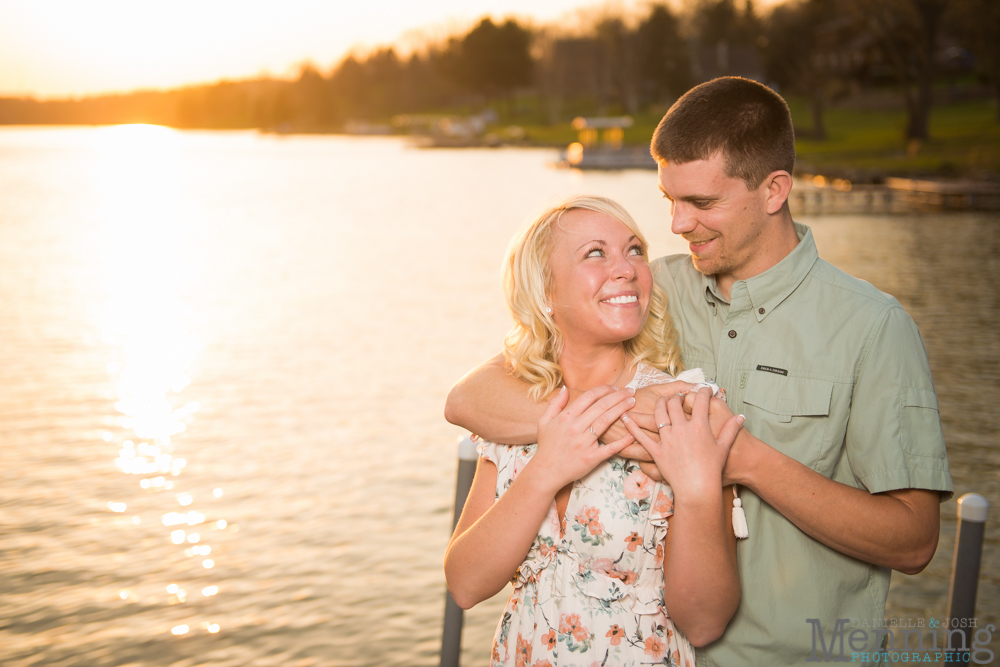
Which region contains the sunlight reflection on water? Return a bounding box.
[0,127,995,667]
[96,125,227,639]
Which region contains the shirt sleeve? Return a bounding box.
[845,304,953,499]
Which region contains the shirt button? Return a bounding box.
[728,330,737,338]
[758,307,765,315]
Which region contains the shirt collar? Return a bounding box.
[700,222,818,320]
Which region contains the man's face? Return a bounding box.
[657,153,768,281]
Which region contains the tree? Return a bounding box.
[851,0,949,141]
[635,4,692,105]
[947,0,1000,120]
[451,18,534,106]
[764,0,861,140]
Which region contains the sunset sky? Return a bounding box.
[0,0,632,98]
[0,0,785,99]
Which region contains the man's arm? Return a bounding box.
[445,354,692,446]
[725,430,940,574]
[444,353,544,444]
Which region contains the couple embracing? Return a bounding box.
[443,77,953,666]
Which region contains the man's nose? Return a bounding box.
[670,203,696,234]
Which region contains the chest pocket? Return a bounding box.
[742,372,834,467]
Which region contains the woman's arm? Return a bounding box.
[444,455,560,609]
[444,386,636,609]
[658,485,739,646]
[624,390,743,646]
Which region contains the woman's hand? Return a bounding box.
[623,387,744,496]
[529,385,636,492]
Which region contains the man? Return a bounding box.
[444,77,952,666]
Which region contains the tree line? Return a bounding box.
[0,0,996,143]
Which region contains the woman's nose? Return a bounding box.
[612,253,636,280]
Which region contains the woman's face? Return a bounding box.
[547,209,652,348]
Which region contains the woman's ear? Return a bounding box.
[763,170,793,215]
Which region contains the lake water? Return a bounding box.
[0,127,996,666]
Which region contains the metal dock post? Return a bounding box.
[945,493,989,660]
[440,435,478,667]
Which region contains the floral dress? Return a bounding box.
[478,365,716,667]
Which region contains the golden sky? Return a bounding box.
[0,0,630,98]
[1,0,784,99]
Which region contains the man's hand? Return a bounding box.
[622,388,744,495]
[611,381,694,466]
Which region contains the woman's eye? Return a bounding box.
[628,245,644,256]
[586,248,604,258]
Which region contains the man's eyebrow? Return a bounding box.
[660,187,720,202]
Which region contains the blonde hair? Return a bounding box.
[502,195,683,401]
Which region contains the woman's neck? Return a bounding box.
[559,342,632,391]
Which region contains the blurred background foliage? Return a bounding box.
[2,0,997,177]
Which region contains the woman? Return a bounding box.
[444,195,743,666]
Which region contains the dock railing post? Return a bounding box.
[440,435,478,667]
[944,493,989,662]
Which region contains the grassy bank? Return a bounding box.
[508,97,1000,180]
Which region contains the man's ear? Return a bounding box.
[763,170,793,215]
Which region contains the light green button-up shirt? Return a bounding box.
[651,223,953,667]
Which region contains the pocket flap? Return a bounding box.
[901,387,938,410]
[743,372,833,417]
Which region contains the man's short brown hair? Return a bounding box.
[651,76,795,189]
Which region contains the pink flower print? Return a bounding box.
[623,470,653,499]
[541,629,556,650]
[606,624,625,646]
[644,635,667,659]
[590,557,614,574]
[653,489,674,515]
[655,542,664,566]
[673,648,682,665]
[514,634,532,667]
[532,661,553,667]
[625,531,642,552]
[511,455,526,479]
[559,613,590,642]
[574,505,605,536]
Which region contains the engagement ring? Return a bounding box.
[589,426,597,436]
[657,422,669,429]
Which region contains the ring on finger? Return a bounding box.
[589,426,597,437]
[657,422,669,429]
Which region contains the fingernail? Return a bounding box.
[628,387,635,395]
[627,397,635,405]
[621,414,630,423]
[737,414,746,425]
[560,385,567,393]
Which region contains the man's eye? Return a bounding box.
[694,201,712,209]
[586,249,604,258]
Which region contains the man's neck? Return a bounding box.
[716,217,800,301]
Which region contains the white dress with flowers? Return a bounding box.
[477,364,707,667]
